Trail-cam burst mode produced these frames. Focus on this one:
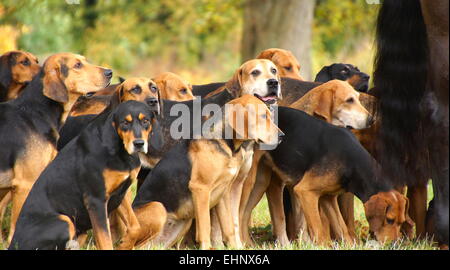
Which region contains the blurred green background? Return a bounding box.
[0,0,379,84]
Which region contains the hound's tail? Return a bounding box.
[373,0,429,186]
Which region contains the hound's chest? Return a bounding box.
[186,140,254,206]
[173,145,254,220]
[210,146,254,202]
[102,167,140,197]
[138,152,161,169]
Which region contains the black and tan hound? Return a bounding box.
[0,53,112,242]
[9,101,155,250]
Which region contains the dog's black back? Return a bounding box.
[193,82,226,98]
[57,114,97,150]
[0,71,63,173]
[267,106,391,202]
[133,140,193,213]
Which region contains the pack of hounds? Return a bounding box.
[0,46,446,250]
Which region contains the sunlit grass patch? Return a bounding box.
[0,184,438,250]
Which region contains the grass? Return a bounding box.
[238,195,437,250]
[0,183,438,250]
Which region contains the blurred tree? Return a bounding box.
[0,0,378,81]
[76,0,242,73]
[314,0,378,56]
[0,0,77,54]
[0,0,242,74]
[83,0,98,28]
[312,0,379,75]
[241,0,316,80]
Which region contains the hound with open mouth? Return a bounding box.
[139,59,284,169]
[192,48,318,100]
[221,59,282,105]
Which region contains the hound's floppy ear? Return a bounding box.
[105,113,121,155]
[110,83,123,107]
[314,66,331,83]
[225,103,248,140]
[399,195,415,239]
[149,120,165,151]
[313,89,333,122]
[152,81,162,116]
[225,68,242,98]
[43,63,68,103]
[152,79,165,117]
[359,92,378,117]
[117,83,125,101]
[118,76,126,83]
[256,49,276,60]
[0,53,13,91]
[153,78,165,98]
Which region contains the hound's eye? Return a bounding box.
[271,68,277,74]
[150,85,158,93]
[251,70,261,76]
[386,218,395,225]
[284,66,292,71]
[21,59,30,66]
[341,68,349,74]
[131,86,141,94]
[142,119,151,129]
[74,62,83,69]
[346,97,354,104]
[180,88,187,95]
[120,121,130,128]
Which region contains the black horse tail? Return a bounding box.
[373,0,429,187]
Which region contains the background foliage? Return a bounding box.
[0,0,378,83]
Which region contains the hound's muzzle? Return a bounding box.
[256,79,280,105]
[133,139,146,152]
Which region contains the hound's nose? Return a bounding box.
[278,130,285,144]
[146,98,158,106]
[104,69,113,78]
[267,79,279,88]
[133,139,145,149]
[361,73,370,80]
